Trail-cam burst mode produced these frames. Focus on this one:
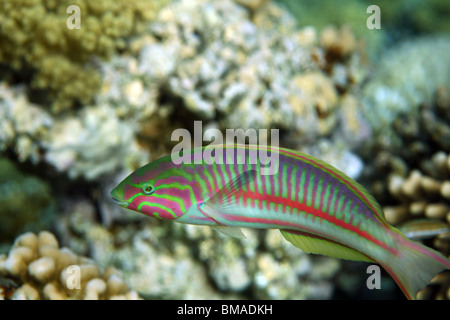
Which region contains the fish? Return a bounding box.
[111,144,450,299]
[399,219,450,240]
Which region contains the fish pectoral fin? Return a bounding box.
[212,226,247,239]
[204,170,258,215]
[201,170,256,239]
[280,229,374,263]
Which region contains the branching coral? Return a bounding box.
[0,231,140,300]
[0,0,169,112]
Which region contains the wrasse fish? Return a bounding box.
[111,145,450,299]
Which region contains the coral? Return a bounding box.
[361,36,450,145]
[0,231,140,300]
[320,25,358,59]
[1,0,375,300]
[0,157,54,242]
[54,197,342,299]
[1,0,370,181]
[380,152,450,254]
[234,0,270,12]
[275,0,384,55]
[134,0,369,150]
[56,200,235,299]
[0,82,149,181]
[0,0,169,112]
[417,271,450,300]
[277,0,450,56]
[289,71,339,137]
[42,102,149,180]
[0,83,53,164]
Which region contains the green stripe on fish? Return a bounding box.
[111,144,450,300]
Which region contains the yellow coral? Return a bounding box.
[0,0,169,112]
[0,231,140,300]
[290,71,339,136]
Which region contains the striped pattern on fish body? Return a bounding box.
[111,144,450,300]
[179,147,392,258]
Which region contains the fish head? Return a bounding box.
[111,156,201,220]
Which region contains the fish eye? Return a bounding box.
[141,183,155,195]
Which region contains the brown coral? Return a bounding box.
[381,153,450,252]
[0,231,140,300]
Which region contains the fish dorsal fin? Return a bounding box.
[280,229,374,263]
[203,170,257,217]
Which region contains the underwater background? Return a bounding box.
[0,0,449,300]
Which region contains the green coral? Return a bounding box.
[0,0,169,113]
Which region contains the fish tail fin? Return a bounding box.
[382,235,450,300]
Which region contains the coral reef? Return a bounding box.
[383,157,450,225]
[277,0,450,56]
[135,0,369,149]
[1,0,369,180]
[275,0,385,55]
[361,36,450,145]
[0,0,385,300]
[0,82,149,180]
[0,231,140,300]
[0,0,169,112]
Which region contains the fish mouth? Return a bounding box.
[111,196,128,207]
[111,187,128,207]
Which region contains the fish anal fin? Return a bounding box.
[280,229,374,263]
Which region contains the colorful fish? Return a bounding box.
[111,145,450,299]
